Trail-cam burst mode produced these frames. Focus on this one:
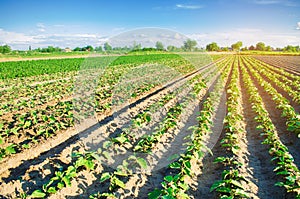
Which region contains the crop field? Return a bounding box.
[0,53,299,199]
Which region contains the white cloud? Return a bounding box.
[188,28,300,48]
[0,29,42,45]
[253,0,280,5]
[175,4,203,9]
[252,0,298,6]
[0,28,107,50]
[36,23,46,32]
[53,24,65,27]
[1,26,299,50]
[297,22,300,30]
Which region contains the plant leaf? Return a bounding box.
[30,190,46,198]
[114,177,125,189]
[148,188,162,199]
[210,180,224,192]
[137,157,148,169]
[100,172,111,182]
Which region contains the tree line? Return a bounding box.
[0,41,299,54]
[205,41,300,52]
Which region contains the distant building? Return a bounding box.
[63,47,72,52]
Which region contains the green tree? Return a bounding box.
[155,41,164,50]
[249,45,255,50]
[1,45,11,54]
[256,42,266,51]
[206,42,219,51]
[265,45,272,51]
[104,42,112,51]
[167,45,180,52]
[183,39,197,51]
[231,41,243,51]
[85,45,94,51]
[95,46,103,52]
[283,45,297,52]
[222,47,229,51]
[132,42,142,50]
[73,47,82,51]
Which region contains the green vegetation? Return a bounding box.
[1,52,300,198]
[231,41,243,51]
[0,45,11,54]
[206,42,220,51]
[0,53,194,79]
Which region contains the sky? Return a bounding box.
[0,0,299,50]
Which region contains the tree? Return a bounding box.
[256,42,266,51]
[73,47,82,51]
[283,45,298,52]
[132,42,141,50]
[231,41,243,51]
[222,47,229,51]
[104,42,112,51]
[85,45,94,51]
[95,46,103,52]
[249,45,255,50]
[0,45,11,54]
[206,42,219,51]
[155,41,164,50]
[265,45,272,51]
[167,45,180,52]
[183,39,197,51]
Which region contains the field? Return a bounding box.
[0,53,299,199]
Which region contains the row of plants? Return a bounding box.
[24,70,210,198]
[132,61,230,153]
[133,56,234,153]
[252,57,300,82]
[242,57,300,137]
[0,70,77,90]
[102,53,228,152]
[9,54,223,197]
[87,57,233,198]
[148,55,233,198]
[70,54,212,120]
[26,151,101,198]
[1,54,201,118]
[0,55,212,160]
[245,57,300,102]
[17,55,228,198]
[0,80,74,118]
[247,58,300,94]
[247,57,300,91]
[0,101,73,161]
[210,56,250,198]
[90,77,208,198]
[254,56,300,74]
[106,72,208,152]
[240,59,300,197]
[0,54,197,80]
[0,79,73,103]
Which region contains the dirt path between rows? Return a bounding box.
[239,62,286,199]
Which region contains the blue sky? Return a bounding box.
[0,0,299,49]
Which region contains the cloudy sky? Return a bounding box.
[0,0,299,50]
